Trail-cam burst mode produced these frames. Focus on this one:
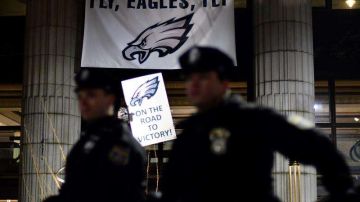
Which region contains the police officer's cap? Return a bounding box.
[179,46,234,80]
[75,68,119,95]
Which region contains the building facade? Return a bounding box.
[0,0,360,201]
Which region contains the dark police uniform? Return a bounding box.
[44,69,146,202]
[161,47,354,202]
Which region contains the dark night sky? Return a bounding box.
[313,8,360,79]
[0,16,24,84]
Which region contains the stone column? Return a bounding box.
[21,0,82,201]
[254,0,316,202]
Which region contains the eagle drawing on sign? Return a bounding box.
[130,76,160,107]
[122,13,194,64]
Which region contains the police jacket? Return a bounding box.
[162,94,353,202]
[44,116,146,202]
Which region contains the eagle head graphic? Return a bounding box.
[123,13,194,64]
[130,76,160,107]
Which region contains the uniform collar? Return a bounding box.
[199,90,241,113]
[82,116,117,131]
[177,93,244,128]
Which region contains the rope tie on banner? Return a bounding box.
[20,98,67,198]
[23,126,47,199]
[40,98,67,161]
[43,157,62,189]
[22,173,35,202]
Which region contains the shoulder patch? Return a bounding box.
[209,128,231,155]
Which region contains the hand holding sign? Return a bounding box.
[122,73,176,146]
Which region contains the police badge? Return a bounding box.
[209,128,231,155]
[109,145,130,166]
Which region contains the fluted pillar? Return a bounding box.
[21,0,82,201]
[254,0,316,202]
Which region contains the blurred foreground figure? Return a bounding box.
[44,69,146,202]
[162,47,355,202]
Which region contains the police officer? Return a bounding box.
[161,47,354,202]
[44,69,146,202]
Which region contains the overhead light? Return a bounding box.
[346,0,356,8]
[314,104,321,111]
[354,117,360,122]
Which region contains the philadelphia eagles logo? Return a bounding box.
[122,13,194,64]
[130,76,160,107]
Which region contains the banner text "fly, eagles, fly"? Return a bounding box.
[90,0,228,11]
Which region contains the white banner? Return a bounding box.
[122,73,176,146]
[81,0,236,69]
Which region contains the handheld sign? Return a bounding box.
[122,73,176,146]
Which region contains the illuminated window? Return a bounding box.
[333,0,360,9]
